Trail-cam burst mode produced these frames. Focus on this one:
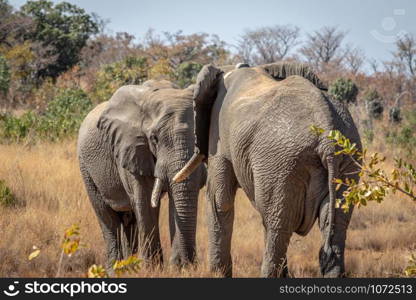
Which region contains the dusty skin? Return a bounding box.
[0,139,415,277]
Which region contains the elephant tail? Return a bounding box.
[324,154,337,253]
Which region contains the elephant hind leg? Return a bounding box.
[254,180,297,278]
[318,194,353,277]
[80,167,123,273]
[261,228,292,278]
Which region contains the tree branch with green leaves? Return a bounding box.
[311,125,416,210]
[311,125,416,276]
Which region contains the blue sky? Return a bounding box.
[9,0,416,65]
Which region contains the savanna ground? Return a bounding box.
[2,0,416,279]
[1,126,415,278]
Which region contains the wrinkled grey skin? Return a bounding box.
[77,80,206,272]
[177,63,361,278]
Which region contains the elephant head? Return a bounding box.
[98,80,205,264]
[174,62,327,182]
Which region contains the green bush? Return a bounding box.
[175,61,203,88]
[386,109,416,155]
[0,88,92,142]
[389,107,402,123]
[363,89,381,102]
[366,100,384,119]
[39,88,92,139]
[0,111,37,141]
[328,78,358,104]
[0,55,10,95]
[92,56,148,103]
[0,180,16,207]
[364,88,384,119]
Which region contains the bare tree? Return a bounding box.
[162,31,229,67]
[80,32,138,70]
[237,25,300,65]
[344,45,366,74]
[300,26,347,69]
[368,58,379,74]
[395,33,416,77]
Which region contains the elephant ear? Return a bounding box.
[260,62,328,91]
[97,88,155,177]
[193,64,223,157]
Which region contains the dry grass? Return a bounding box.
[0,139,415,277]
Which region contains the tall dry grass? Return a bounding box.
[0,139,415,277]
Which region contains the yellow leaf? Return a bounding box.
[113,255,142,276]
[88,264,108,278]
[28,249,40,261]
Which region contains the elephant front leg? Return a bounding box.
[206,157,237,277]
[120,211,138,258]
[131,176,163,266]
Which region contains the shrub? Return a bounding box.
[389,107,402,123]
[328,78,358,104]
[92,56,148,103]
[0,88,92,142]
[38,88,92,139]
[364,88,384,119]
[0,55,10,95]
[175,61,203,88]
[363,89,381,102]
[148,58,174,81]
[366,100,384,119]
[0,180,16,207]
[386,109,416,155]
[0,111,37,141]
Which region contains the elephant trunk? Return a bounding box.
[169,179,199,263]
[168,143,200,265]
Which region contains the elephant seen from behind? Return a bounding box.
[175,62,362,277]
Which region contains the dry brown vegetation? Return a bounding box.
[1,137,415,278]
[2,0,416,279]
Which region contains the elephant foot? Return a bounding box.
[141,250,163,269]
[169,253,196,270]
[210,265,232,278]
[260,264,276,278]
[319,246,345,278]
[209,257,232,278]
[260,259,290,278]
[169,246,197,269]
[281,265,290,278]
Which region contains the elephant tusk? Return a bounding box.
[151,178,164,208]
[173,153,205,183]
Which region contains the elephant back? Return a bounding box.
[259,62,328,91]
